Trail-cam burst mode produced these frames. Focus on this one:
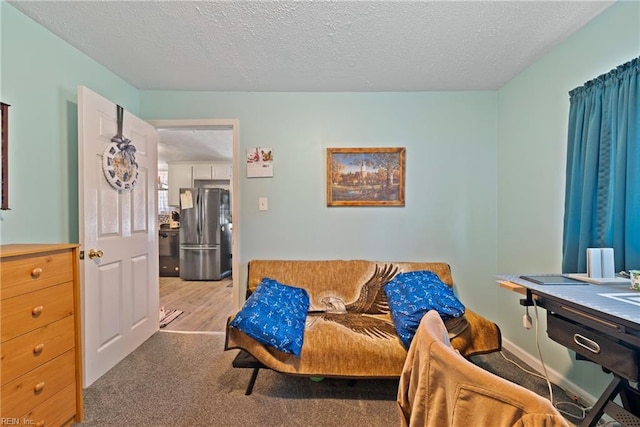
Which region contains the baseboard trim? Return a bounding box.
[159,329,226,336]
[501,337,598,406]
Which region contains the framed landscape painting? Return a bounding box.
[326,147,405,207]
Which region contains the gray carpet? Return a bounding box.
[75,331,584,427]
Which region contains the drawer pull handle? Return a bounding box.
[32,305,44,316]
[31,267,43,278]
[573,333,601,354]
[33,343,45,354]
[34,381,45,393]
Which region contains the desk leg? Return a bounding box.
[581,376,640,427]
[581,377,623,427]
[620,381,640,413]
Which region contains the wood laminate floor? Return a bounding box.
[159,276,234,332]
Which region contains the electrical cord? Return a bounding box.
[598,420,621,427]
[499,349,591,419]
[500,351,546,381]
[499,299,594,421]
[554,400,592,421]
[531,297,555,404]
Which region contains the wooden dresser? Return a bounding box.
[1,244,83,426]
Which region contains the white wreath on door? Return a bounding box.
[102,105,138,191]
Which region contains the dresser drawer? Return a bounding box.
[547,312,639,381]
[0,250,73,300]
[1,282,74,342]
[1,316,75,384]
[1,349,75,419]
[17,383,76,427]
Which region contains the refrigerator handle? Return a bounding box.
[196,191,202,236]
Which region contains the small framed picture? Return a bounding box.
[326,147,405,207]
[246,147,273,178]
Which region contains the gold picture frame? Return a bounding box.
[326,147,405,207]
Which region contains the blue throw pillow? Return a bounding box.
[229,278,310,357]
[384,270,465,349]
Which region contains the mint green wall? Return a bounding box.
[2,0,638,403]
[0,2,139,244]
[497,1,640,399]
[140,91,499,317]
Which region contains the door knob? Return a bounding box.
[88,249,104,260]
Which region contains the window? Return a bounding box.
[562,58,639,273]
[158,169,170,214]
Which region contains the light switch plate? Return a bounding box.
[258,197,268,211]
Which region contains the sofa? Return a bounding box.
[224,260,502,393]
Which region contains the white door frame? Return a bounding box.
[149,119,241,309]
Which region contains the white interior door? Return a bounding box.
[78,86,159,387]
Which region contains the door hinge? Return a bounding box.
[79,250,85,260]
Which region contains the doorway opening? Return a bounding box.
[149,119,240,333]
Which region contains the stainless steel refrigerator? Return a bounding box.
[179,188,232,280]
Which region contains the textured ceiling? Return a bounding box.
[10,0,614,92]
[156,128,233,165]
[9,1,615,164]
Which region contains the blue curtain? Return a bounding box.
[562,57,640,273]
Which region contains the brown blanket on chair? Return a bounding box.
[397,311,568,426]
[225,260,501,378]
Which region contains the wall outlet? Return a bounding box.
[258,197,268,211]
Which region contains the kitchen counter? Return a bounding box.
[159,223,179,231]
